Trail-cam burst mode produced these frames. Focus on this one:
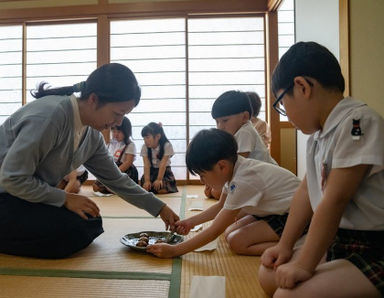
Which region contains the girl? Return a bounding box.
[93,116,138,193]
[0,63,179,259]
[140,122,178,194]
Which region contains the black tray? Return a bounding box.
[120,231,183,252]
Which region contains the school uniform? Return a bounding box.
[0,95,166,258]
[140,142,178,194]
[234,121,277,164]
[108,140,138,183]
[223,155,301,235]
[306,97,384,295]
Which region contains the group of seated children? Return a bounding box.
[149,41,384,298]
[92,120,178,195]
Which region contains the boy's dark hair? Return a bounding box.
[141,122,170,167]
[211,90,253,119]
[272,41,345,95]
[113,116,132,145]
[31,63,141,107]
[186,128,238,175]
[246,91,261,117]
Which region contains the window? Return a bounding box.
[0,25,22,125]
[111,16,265,180]
[277,0,295,121]
[26,22,97,102]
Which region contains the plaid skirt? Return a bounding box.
[140,166,178,194]
[327,228,384,295]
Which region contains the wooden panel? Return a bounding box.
[339,0,350,96]
[280,127,296,175]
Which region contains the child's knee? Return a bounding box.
[258,264,278,297]
[226,232,246,254]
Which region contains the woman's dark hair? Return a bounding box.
[186,128,238,176]
[272,41,345,96]
[141,122,169,166]
[112,116,132,145]
[246,91,261,117]
[211,90,253,119]
[31,63,141,107]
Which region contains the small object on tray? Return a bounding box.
[120,231,183,252]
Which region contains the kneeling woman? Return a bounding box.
[0,63,179,259]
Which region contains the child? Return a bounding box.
[57,166,88,193]
[93,116,138,193]
[205,90,277,199]
[246,91,272,149]
[258,41,384,298]
[140,122,178,194]
[147,128,301,258]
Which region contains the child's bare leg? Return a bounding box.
[258,248,304,296]
[273,259,380,298]
[226,219,280,255]
[224,214,254,238]
[157,188,169,194]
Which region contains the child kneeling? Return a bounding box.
[147,128,301,258]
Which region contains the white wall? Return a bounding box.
[294,0,339,178]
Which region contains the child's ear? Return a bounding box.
[294,76,312,98]
[217,159,230,174]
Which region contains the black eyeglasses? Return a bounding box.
[273,83,293,116]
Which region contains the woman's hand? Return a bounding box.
[175,218,195,235]
[261,243,293,269]
[153,179,163,191]
[64,193,100,220]
[275,261,313,289]
[147,243,178,258]
[159,205,179,231]
[142,181,152,191]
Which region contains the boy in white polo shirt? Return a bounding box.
[205,90,277,199]
[258,41,384,298]
[147,129,301,257]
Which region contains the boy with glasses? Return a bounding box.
[259,41,384,298]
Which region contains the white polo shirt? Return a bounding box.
[140,142,174,168]
[234,121,277,165]
[306,97,384,230]
[223,156,301,217]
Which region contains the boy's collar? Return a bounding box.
[316,97,366,139]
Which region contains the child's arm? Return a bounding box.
[176,192,227,235]
[142,155,152,191]
[238,152,250,158]
[261,176,313,269]
[275,164,370,289]
[153,155,170,191]
[119,153,134,172]
[63,170,81,193]
[147,206,239,258]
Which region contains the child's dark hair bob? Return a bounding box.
[211,90,253,119]
[186,128,238,175]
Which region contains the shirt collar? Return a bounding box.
[316,97,366,140]
[70,94,84,131]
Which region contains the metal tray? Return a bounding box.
[120,231,183,252]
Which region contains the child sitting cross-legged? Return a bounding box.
[147,128,301,258]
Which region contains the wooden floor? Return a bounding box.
[0,185,269,298]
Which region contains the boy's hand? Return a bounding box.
[142,181,151,191]
[275,261,313,289]
[64,193,100,220]
[147,243,178,258]
[159,205,180,231]
[175,218,195,235]
[261,244,293,269]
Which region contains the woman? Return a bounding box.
[0,63,179,259]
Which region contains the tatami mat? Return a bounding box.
[0,185,269,298]
[0,218,173,274]
[0,275,170,298]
